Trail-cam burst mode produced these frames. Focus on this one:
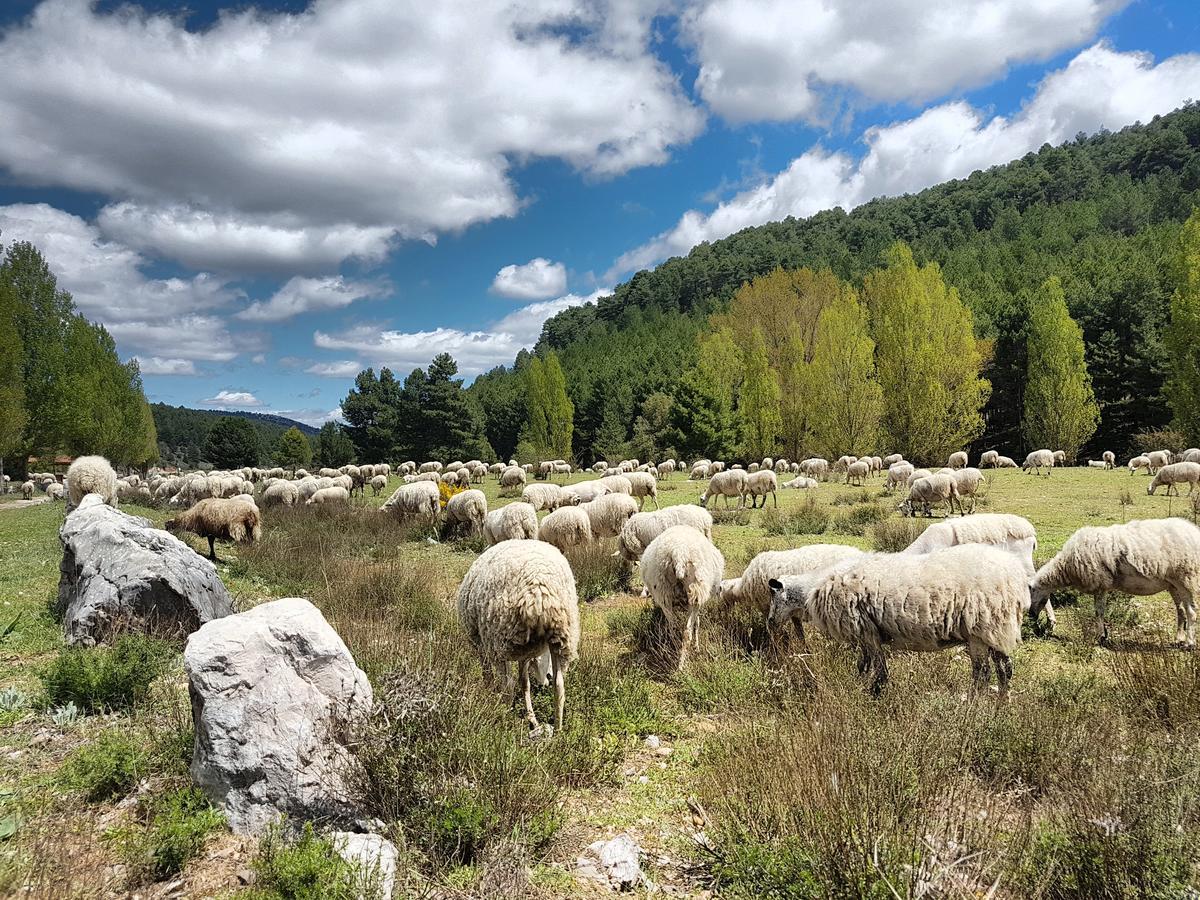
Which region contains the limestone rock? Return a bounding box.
[330,832,397,899]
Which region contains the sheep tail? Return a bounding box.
[228,520,247,543]
[683,559,705,608]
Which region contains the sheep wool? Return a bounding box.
[721,545,865,623]
[380,481,440,526]
[444,489,487,536]
[306,486,351,507]
[640,525,725,669]
[483,502,539,545]
[65,455,119,509]
[166,496,263,561]
[537,506,593,551]
[582,492,638,539]
[624,471,659,510]
[616,506,714,563]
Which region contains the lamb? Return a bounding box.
[537,506,594,551]
[65,455,119,509]
[1147,449,1172,474]
[721,545,865,635]
[700,468,748,509]
[625,471,659,510]
[1147,461,1200,497]
[768,544,1028,695]
[948,451,968,469]
[1102,450,1116,469]
[369,474,388,496]
[640,526,725,669]
[380,481,440,526]
[458,540,580,730]
[582,492,639,539]
[261,480,299,508]
[900,473,961,517]
[499,466,527,492]
[483,502,539,545]
[1030,518,1200,648]
[744,469,779,508]
[306,486,351,507]
[783,476,818,490]
[1022,449,1055,476]
[951,467,985,513]
[166,496,262,561]
[886,461,914,493]
[616,506,714,566]
[979,450,999,468]
[443,489,487,537]
[845,460,870,486]
[1128,455,1151,475]
[522,482,576,511]
[21,481,33,500]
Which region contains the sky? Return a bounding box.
[0,1,1198,427]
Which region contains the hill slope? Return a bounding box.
[151,403,317,467]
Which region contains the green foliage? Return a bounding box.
[0,277,27,478]
[40,634,175,714]
[202,416,263,469]
[1023,276,1101,460]
[1165,208,1200,441]
[669,367,739,459]
[150,403,315,470]
[759,497,831,535]
[737,329,782,460]
[275,426,312,471]
[60,730,151,802]
[109,787,224,882]
[312,421,355,468]
[522,351,573,459]
[249,822,372,900]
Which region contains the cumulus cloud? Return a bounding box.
[610,43,1200,278]
[136,357,197,376]
[237,275,388,322]
[0,0,703,273]
[106,315,267,364]
[203,389,262,408]
[682,0,1126,123]
[306,360,363,378]
[314,289,608,376]
[490,257,568,300]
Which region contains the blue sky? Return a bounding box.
[0,0,1198,426]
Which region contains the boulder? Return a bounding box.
[330,832,397,899]
[185,597,373,835]
[57,494,234,646]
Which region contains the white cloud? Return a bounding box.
[683,0,1126,123]
[237,275,388,322]
[490,257,568,300]
[136,357,197,376]
[314,289,607,376]
[264,406,344,428]
[106,315,266,364]
[610,43,1200,278]
[306,360,363,378]
[0,0,703,273]
[203,389,262,408]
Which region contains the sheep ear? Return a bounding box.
[768,577,783,593]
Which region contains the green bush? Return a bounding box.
[108,787,224,882]
[40,634,175,713]
[831,502,889,536]
[247,822,374,900]
[60,731,150,802]
[760,498,830,536]
[564,540,627,602]
[868,516,929,552]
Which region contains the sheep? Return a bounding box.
[483,502,539,545]
[886,461,914,493]
[900,473,961,517]
[1022,449,1055,476]
[906,467,933,486]
[489,462,506,478]
[419,461,442,473]
[1087,460,1108,469]
[773,458,789,473]
[261,480,300,508]
[537,506,593,551]
[689,464,709,480]
[1183,448,1200,464]
[616,506,714,568]
[166,496,262,561]
[768,544,1028,695]
[721,545,865,637]
[499,466,527,492]
[369,474,388,496]
[700,468,748,509]
[46,482,65,501]
[1128,455,1151,475]
[562,481,609,504]
[748,462,761,473]
[882,453,903,467]
[1147,450,1172,474]
[783,476,818,490]
[331,474,354,493]
[741,469,777,508]
[593,461,610,474]
[443,489,487,537]
[522,483,573,512]
[458,540,580,730]
[1053,450,1067,466]
[1147,461,1200,497]
[834,455,857,473]
[20,480,36,500]
[656,461,675,480]
[1102,450,1116,469]
[951,467,985,513]
[640,526,725,669]
[582,492,639,539]
[994,456,1018,468]
[380,481,440,526]
[600,474,634,496]
[625,471,659,510]
[65,455,119,509]
[307,486,351,507]
[869,456,883,475]
[845,460,870,486]
[948,451,968,469]
[979,450,999,468]
[1030,518,1200,648]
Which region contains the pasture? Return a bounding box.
[1,466,1199,897]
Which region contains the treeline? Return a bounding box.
[0,241,157,479]
[151,404,317,469]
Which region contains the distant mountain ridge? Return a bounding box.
[151,403,319,468]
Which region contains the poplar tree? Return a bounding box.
[276,426,313,472]
[738,329,782,460]
[1022,277,1100,461]
[0,278,26,483]
[1165,209,1200,440]
[522,351,573,459]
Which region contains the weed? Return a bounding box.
[869,517,929,552]
[248,822,376,900]
[49,702,80,728]
[760,498,829,536]
[108,787,224,882]
[564,540,626,602]
[40,634,175,714]
[0,687,28,712]
[830,502,888,536]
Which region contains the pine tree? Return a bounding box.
[313,422,356,467]
[1022,277,1100,460]
[668,368,739,459]
[738,329,781,460]
[1166,209,1200,441]
[203,417,262,469]
[802,286,883,458]
[276,426,313,472]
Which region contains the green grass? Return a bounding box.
[39,633,176,714]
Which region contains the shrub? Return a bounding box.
[60,731,150,802]
[760,498,829,536]
[40,634,175,713]
[564,540,626,602]
[1110,647,1200,729]
[248,822,373,900]
[1133,428,1190,457]
[108,787,224,882]
[830,502,888,536]
[869,517,929,552]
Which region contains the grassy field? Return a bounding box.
[1,466,1199,898]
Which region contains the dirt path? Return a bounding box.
[0,498,50,511]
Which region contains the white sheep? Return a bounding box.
[1030,518,1200,647]
[700,468,747,509]
[906,467,932,486]
[369,474,388,496]
[21,480,34,500]
[882,453,903,467]
[482,502,539,545]
[979,450,999,468]
[640,526,725,668]
[562,480,609,504]
[1183,448,1200,464]
[458,540,580,730]
[419,461,442,473]
[522,482,576,512]
[799,458,829,480]
[900,473,961,517]
[903,513,1036,573]
[1147,449,1172,474]
[537,506,594,551]
[582,492,639,539]
[65,455,119,509]
[744,469,778,508]
[261,480,299,508]
[1087,460,1107,469]
[600,474,634,496]
[844,459,870,486]
[1022,449,1055,476]
[948,451,968,469]
[625,471,659,510]
[951,467,985,513]
[616,506,714,566]
[1128,455,1151,475]
[46,482,65,501]
[499,465,527,492]
[306,486,350,506]
[994,456,1018,468]
[1052,450,1067,466]
[444,489,487,536]
[885,461,914,493]
[1147,461,1200,497]
[380,481,440,526]
[1102,450,1116,469]
[783,476,818,490]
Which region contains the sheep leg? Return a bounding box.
[551,649,566,731]
[868,653,888,695]
[1168,585,1196,648]
[520,658,539,729]
[207,536,218,562]
[967,640,991,692]
[990,649,1013,699]
[772,490,777,508]
[1094,591,1110,646]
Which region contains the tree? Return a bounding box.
[522,351,573,459]
[1022,277,1100,460]
[203,417,262,469]
[313,422,356,468]
[341,367,402,461]
[629,391,673,460]
[668,368,739,459]
[1166,209,1200,440]
[865,244,990,463]
[802,286,883,458]
[0,276,27,484]
[276,426,313,472]
[737,329,782,460]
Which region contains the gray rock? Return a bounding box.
[330,832,397,899]
[576,833,644,891]
[56,494,234,646]
[185,597,373,835]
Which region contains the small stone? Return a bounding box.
[655,746,673,757]
[236,868,256,885]
[330,832,397,899]
[644,735,661,750]
[638,775,649,784]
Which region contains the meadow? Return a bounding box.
[1,466,1199,898]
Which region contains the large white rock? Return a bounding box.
[57,494,234,646]
[330,832,397,899]
[185,597,373,835]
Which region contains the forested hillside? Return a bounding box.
[151,405,317,469]
[461,104,1200,463]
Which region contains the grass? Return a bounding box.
[39,634,176,714]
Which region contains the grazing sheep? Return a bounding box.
[900,473,961,517]
[1147,450,1172,474]
[537,506,594,551]
[419,461,442,473]
[748,462,761,473]
[582,492,639,539]
[1086,460,1106,469]
[951,467,985,513]
[994,456,1018,468]
[768,544,1028,695]
[1030,518,1200,647]
[1022,449,1055,476]
[499,466,527,492]
[522,482,576,512]
[844,459,870,486]
[21,481,33,500]
[721,545,865,635]
[562,481,609,504]
[616,506,714,566]
[903,513,1037,574]
[1052,450,1067,466]
[1128,455,1151,475]
[46,482,65,501]
[700,468,748,509]
[1183,448,1200,464]
[744,469,779,508]
[948,451,968,469]
[640,526,725,669]
[1102,450,1116,469]
[380,481,440,526]
[65,455,119,509]
[600,474,634,496]
[799,458,830,480]
[458,540,580,730]
[886,461,915,493]
[882,453,903,467]
[307,486,351,507]
[625,471,659,510]
[906,468,933,486]
[1147,461,1200,497]
[442,489,487,537]
[783,476,818,490]
[979,450,999,468]
[369,474,388,496]
[483,502,539,545]
[261,481,299,508]
[166,496,262,561]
